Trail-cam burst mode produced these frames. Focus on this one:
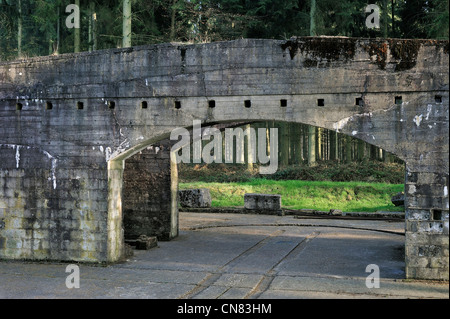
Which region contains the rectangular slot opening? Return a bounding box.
[317,99,325,107]
[356,98,364,106]
[175,101,182,109]
[280,99,288,107]
[432,209,442,221]
[46,101,53,110]
[244,100,252,108]
[141,101,148,109]
[208,100,216,108]
[77,101,84,110]
[108,101,116,109]
[395,96,403,105]
[435,95,443,103]
[16,103,23,111]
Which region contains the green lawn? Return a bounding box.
[179,179,405,212]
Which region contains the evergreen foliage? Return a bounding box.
[1,0,448,61]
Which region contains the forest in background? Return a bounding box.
[0,0,448,61]
[179,122,406,184]
[0,0,447,183]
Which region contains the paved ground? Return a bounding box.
[0,212,448,299]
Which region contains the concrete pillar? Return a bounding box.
[404,169,449,280]
[107,160,125,263]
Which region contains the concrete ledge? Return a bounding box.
[288,209,405,220]
[180,207,405,220]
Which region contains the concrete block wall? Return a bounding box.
[122,141,178,241]
[405,171,449,280]
[0,145,110,262]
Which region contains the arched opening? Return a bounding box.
[107,119,406,280]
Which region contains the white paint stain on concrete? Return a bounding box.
[42,150,58,190]
[107,139,131,161]
[0,144,58,189]
[105,147,112,161]
[413,114,423,127]
[333,117,351,132]
[426,104,432,120]
[15,145,21,168]
[444,186,448,197]
[333,113,373,133]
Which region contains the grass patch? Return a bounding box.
[179,179,405,212]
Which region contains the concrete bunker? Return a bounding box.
[0,37,448,280]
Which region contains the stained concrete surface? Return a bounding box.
[0,213,448,299]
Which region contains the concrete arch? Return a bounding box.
[0,37,448,279]
[109,118,406,260]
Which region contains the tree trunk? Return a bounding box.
[357,139,365,162]
[329,130,337,161]
[48,36,53,55]
[93,6,97,51]
[302,124,308,162]
[87,1,98,51]
[384,151,393,163]
[317,127,322,161]
[292,123,301,164]
[55,4,60,54]
[307,126,316,167]
[18,0,22,57]
[280,122,289,167]
[391,0,395,36]
[382,0,388,38]
[170,0,177,41]
[123,0,132,48]
[310,0,316,36]
[88,2,94,51]
[298,124,304,163]
[74,0,80,52]
[345,136,352,163]
[245,124,254,171]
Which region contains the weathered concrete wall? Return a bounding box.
[0,37,448,279]
[0,144,109,262]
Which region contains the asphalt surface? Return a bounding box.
[0,212,448,299]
